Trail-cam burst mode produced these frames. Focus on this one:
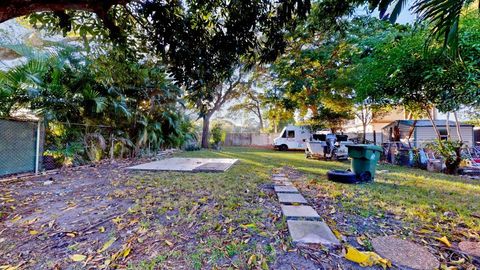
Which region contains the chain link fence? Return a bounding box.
[0,118,44,177]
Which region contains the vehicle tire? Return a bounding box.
[327,170,358,184]
[359,171,372,182]
[279,144,288,151]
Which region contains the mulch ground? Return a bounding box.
[1,160,478,269]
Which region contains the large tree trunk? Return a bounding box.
[201,114,212,148]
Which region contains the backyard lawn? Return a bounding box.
[1,147,479,269]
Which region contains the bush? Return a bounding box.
[425,139,464,175]
[210,123,226,149]
[184,139,200,151]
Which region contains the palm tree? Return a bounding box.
[379,0,478,55]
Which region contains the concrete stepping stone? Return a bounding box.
[274,185,298,193]
[287,220,340,246]
[372,236,439,270]
[281,205,319,219]
[458,241,480,257]
[274,181,293,186]
[277,193,307,204]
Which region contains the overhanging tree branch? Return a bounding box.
[0,0,128,23]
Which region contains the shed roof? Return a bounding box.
[383,120,473,129]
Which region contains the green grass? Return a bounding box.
[127,147,479,268]
[179,147,480,231]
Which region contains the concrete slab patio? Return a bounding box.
[126,158,238,172]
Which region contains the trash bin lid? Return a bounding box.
[346,144,383,152]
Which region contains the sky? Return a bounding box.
[356,1,417,24]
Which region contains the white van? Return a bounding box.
[273,125,311,151]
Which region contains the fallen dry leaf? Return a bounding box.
[436,236,452,247]
[0,265,18,270]
[345,246,391,268]
[98,238,116,253]
[70,254,86,262]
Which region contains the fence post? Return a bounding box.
[35,120,41,174]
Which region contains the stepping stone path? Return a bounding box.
[272,169,340,247]
[372,236,440,270]
[274,185,298,193]
[281,205,319,218]
[277,193,308,204]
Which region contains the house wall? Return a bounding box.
[382,124,474,147]
[344,107,407,144]
[474,128,480,146]
[375,107,406,123]
[343,122,389,143]
[381,123,412,144]
[415,126,474,147]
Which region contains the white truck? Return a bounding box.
[273,125,311,151]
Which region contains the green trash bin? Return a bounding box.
[346,144,383,181]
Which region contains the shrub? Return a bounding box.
[425,139,464,174]
[210,123,226,149]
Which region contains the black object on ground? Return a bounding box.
[327,170,358,183]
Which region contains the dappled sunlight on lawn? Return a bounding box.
[181,147,480,231]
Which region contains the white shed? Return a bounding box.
[382,120,474,147]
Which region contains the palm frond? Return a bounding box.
[413,0,467,54]
[389,0,410,22]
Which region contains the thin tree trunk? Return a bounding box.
[362,122,367,144]
[407,120,417,148]
[453,111,463,142]
[257,107,264,130]
[110,133,114,160]
[446,112,451,139]
[201,114,212,148]
[426,109,441,141]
